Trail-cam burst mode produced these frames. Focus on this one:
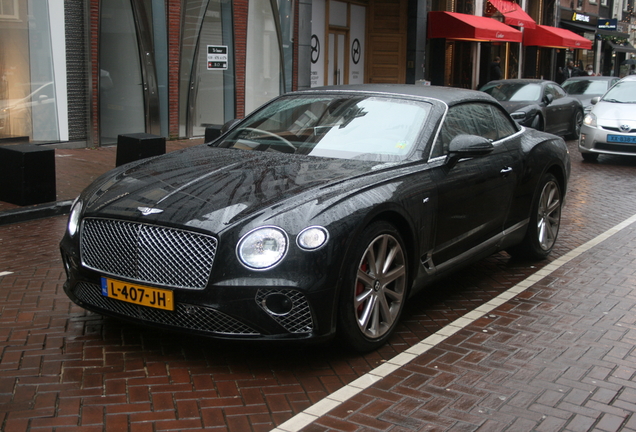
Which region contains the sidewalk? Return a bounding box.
[278,215,636,432]
[0,138,204,224]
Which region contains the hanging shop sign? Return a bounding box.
[571,12,591,23]
[598,19,618,31]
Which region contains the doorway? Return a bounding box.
[328,30,347,85]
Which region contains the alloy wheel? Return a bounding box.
[354,233,406,339]
[536,180,561,251]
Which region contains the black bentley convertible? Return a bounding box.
[60,84,570,352]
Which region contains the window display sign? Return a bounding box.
[349,5,365,84]
[207,45,228,70]
[311,0,326,87]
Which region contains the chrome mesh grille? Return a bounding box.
[81,218,217,290]
[75,282,259,335]
[255,289,314,333]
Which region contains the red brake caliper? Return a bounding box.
[356,262,368,314]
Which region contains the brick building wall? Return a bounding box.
[168,0,181,138]
[90,0,99,145]
[234,0,248,119]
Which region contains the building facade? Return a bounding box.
[0,0,632,147]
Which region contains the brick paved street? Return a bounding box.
[1,140,636,431]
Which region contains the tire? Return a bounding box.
[337,221,408,352]
[566,110,583,140]
[508,173,562,260]
[530,114,544,131]
[582,152,599,162]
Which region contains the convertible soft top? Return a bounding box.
[297,83,498,107]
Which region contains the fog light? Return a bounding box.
[262,293,293,316]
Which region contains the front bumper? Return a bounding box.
[579,124,636,157]
[60,244,339,342]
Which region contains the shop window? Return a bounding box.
[0,0,63,141]
[99,0,145,145]
[245,0,283,114]
[179,0,235,138]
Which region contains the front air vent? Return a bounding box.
[81,218,217,290]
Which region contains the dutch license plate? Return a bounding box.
[101,277,174,311]
[607,134,636,144]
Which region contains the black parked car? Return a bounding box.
[60,84,570,352]
[481,79,584,140]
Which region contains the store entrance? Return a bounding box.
[328,30,347,85]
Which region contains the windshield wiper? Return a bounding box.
[603,98,625,103]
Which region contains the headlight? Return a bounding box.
[67,198,83,237]
[237,226,288,270]
[510,111,527,121]
[583,112,597,127]
[297,226,329,250]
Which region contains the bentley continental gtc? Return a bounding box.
[60,85,571,352]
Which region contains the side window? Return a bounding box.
[552,84,566,98]
[489,105,519,139]
[432,103,502,158]
[546,84,564,99]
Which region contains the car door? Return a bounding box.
[428,102,519,271]
[542,84,565,135]
[545,83,573,135]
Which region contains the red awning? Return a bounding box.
[486,0,536,29]
[428,11,523,43]
[523,25,593,49]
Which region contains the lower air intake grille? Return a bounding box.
[256,289,314,333]
[75,282,259,335]
[81,218,217,290]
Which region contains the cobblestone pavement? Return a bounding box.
[0,140,635,431]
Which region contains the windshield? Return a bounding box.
[562,79,610,95]
[601,80,636,103]
[216,95,431,161]
[480,83,542,102]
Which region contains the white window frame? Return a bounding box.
[0,0,19,20]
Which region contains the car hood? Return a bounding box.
[82,145,389,233]
[592,101,636,124]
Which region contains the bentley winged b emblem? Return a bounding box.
[137,207,164,216]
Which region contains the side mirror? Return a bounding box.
[446,134,494,168]
[543,93,554,105]
[221,118,242,134]
[206,119,242,143]
[591,96,600,105]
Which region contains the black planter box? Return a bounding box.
[0,144,56,206]
[116,133,166,167]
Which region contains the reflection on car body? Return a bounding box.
[579,75,636,162]
[60,84,570,352]
[481,79,583,140]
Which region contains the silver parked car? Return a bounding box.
[561,76,619,113]
[579,75,636,162]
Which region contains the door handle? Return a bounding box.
[500,166,513,176]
